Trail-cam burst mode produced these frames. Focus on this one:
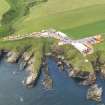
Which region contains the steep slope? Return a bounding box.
[0,0,10,21]
[0,0,47,36]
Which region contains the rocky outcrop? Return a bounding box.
[6,51,19,63]
[25,72,37,88]
[68,68,89,80]
[54,53,96,86]
[45,52,52,56]
[66,66,96,86]
[87,84,103,102]
[80,72,96,86]
[24,57,38,88]
[91,56,105,79]
[21,52,34,69]
[57,58,65,71]
[0,50,8,60]
[22,52,32,61]
[4,50,40,88]
[51,45,64,56]
[42,58,53,89]
[68,68,79,78]
[42,70,53,89]
[42,76,53,89]
[100,65,105,78]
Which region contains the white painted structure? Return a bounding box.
[71,42,88,54]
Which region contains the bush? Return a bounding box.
[1,10,16,24]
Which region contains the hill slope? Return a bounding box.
[0,0,105,38]
[0,0,10,21]
[12,0,105,38]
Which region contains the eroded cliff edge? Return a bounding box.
[0,36,105,102]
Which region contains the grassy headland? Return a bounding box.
[0,0,105,74]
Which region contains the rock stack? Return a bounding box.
[87,84,103,102]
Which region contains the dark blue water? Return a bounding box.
[0,59,104,105]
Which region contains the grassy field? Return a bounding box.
[13,0,105,38]
[0,0,10,21]
[0,0,105,72]
[0,0,24,35]
[1,0,105,38]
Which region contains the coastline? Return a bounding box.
[0,36,104,102]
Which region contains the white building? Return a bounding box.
[71,42,89,54]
